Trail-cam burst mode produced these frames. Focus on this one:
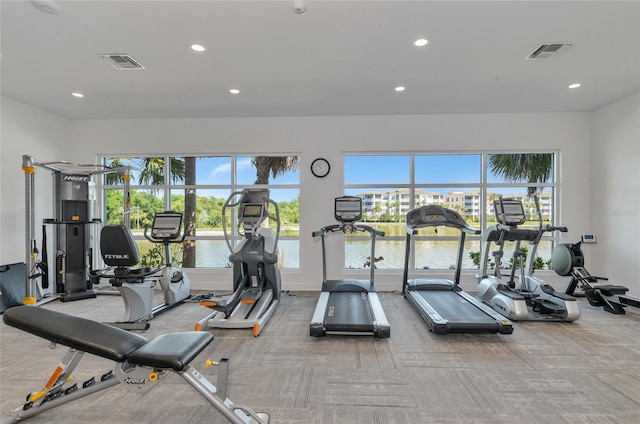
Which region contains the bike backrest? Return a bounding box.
[100,225,140,267]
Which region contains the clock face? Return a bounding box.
[311,158,330,178]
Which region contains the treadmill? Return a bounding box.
[402,205,514,335]
[309,196,390,338]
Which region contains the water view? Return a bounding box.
[138,223,554,271]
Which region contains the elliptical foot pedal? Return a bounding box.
[241,288,262,304]
[532,299,565,314]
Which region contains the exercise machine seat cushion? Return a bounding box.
[127,332,213,371]
[100,225,140,267]
[3,306,147,362]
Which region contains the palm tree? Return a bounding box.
[488,154,552,196]
[183,157,196,267]
[252,156,299,184]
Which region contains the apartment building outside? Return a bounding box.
[358,189,553,222]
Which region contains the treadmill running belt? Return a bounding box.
[417,290,498,326]
[325,292,374,333]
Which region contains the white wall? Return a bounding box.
[67,112,592,292]
[591,92,640,295]
[0,97,70,268]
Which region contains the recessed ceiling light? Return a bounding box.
[414,38,428,47]
[191,44,206,52]
[71,92,84,98]
[568,83,581,89]
[395,86,406,92]
[229,89,240,94]
[31,0,62,14]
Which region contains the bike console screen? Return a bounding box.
[152,212,183,239]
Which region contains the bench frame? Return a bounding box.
[1,306,269,424]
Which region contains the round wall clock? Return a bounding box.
[311,158,330,178]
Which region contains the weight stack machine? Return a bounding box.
[46,172,101,301]
[22,155,130,304]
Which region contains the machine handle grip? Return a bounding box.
[547,226,568,233]
[355,224,385,237]
[312,224,341,237]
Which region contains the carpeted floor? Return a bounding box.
[2,290,640,423]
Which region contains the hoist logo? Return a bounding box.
[63,175,89,182]
[124,377,147,385]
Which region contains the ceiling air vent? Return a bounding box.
[99,54,145,70]
[525,43,573,60]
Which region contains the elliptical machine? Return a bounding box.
[195,189,281,337]
[553,236,640,314]
[90,211,191,330]
[476,196,580,322]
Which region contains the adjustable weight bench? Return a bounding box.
[1,306,269,424]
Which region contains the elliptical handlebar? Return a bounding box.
[222,189,281,256]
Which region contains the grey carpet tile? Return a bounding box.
[2,291,640,423]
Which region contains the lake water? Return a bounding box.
[186,224,554,271]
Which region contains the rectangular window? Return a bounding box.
[101,155,300,269]
[344,153,558,271]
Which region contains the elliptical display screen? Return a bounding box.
[242,204,263,218]
[334,196,362,223]
[240,203,264,228]
[493,199,526,225]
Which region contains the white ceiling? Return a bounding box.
[1,0,639,120]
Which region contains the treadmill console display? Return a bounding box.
[334,196,362,223]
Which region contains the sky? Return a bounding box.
[116,154,552,202]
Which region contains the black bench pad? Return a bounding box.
[127,332,214,371]
[3,306,146,362]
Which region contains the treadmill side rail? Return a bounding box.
[456,290,514,334]
[368,292,390,338]
[310,292,330,337]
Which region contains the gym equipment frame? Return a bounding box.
[402,205,513,335]
[195,189,281,337]
[21,155,131,304]
[1,306,269,424]
[89,212,191,330]
[553,237,640,314]
[309,196,390,338]
[477,196,580,322]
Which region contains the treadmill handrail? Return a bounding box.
[312,223,384,237]
[312,222,385,284]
